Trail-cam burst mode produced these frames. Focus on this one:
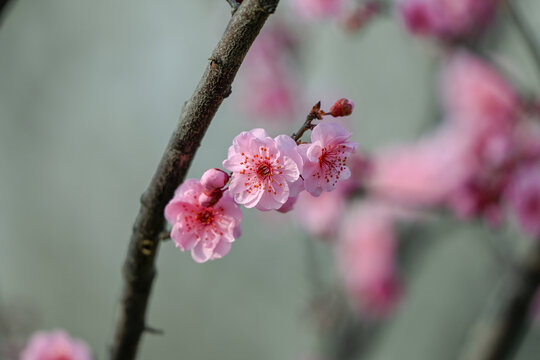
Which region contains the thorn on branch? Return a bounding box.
[144,326,164,335]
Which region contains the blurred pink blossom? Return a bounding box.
[165,179,242,263]
[505,166,540,237]
[290,0,347,20]
[368,124,474,207]
[21,330,92,360]
[223,128,303,210]
[237,23,301,123]
[398,0,498,40]
[299,123,359,196]
[337,203,402,316]
[442,52,520,134]
[293,182,348,239]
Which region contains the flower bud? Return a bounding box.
[329,98,354,117]
[198,189,223,207]
[201,168,229,190]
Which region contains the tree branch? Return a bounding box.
[459,240,540,360]
[110,1,279,359]
[0,0,14,25]
[506,0,540,82]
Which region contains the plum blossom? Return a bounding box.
[505,166,540,237]
[237,23,301,124]
[337,202,402,316]
[290,0,347,20]
[368,124,475,207]
[398,0,498,40]
[223,128,303,211]
[442,52,520,134]
[299,123,358,196]
[293,182,348,239]
[165,179,242,263]
[21,330,92,360]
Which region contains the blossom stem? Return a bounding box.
[292,102,322,143]
[459,240,540,360]
[110,1,280,359]
[506,0,540,82]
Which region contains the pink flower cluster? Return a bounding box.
[165,103,359,262]
[366,51,540,238]
[398,0,499,40]
[21,330,92,360]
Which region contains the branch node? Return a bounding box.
[208,56,223,70]
[139,239,155,256]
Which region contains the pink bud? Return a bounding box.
[198,189,223,207]
[329,98,354,117]
[200,168,229,190]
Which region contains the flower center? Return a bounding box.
[197,209,215,225]
[256,162,272,179]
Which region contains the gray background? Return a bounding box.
[1,1,540,359]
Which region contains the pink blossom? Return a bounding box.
[20,330,92,360]
[165,179,242,263]
[290,0,346,20]
[505,166,540,237]
[293,182,348,239]
[276,196,298,213]
[223,128,303,211]
[398,0,498,40]
[298,123,358,196]
[237,23,301,123]
[337,203,402,316]
[442,52,520,133]
[448,170,509,226]
[368,124,474,207]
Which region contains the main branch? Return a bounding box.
[110,1,279,359]
[459,241,540,360]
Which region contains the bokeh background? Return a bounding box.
[1,0,540,359]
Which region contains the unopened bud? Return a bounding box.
[329,98,354,117]
[198,189,223,207]
[201,168,229,190]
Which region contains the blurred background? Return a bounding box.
[1,0,540,359]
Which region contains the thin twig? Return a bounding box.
[292,102,321,143]
[459,240,540,360]
[110,1,279,359]
[506,0,540,82]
